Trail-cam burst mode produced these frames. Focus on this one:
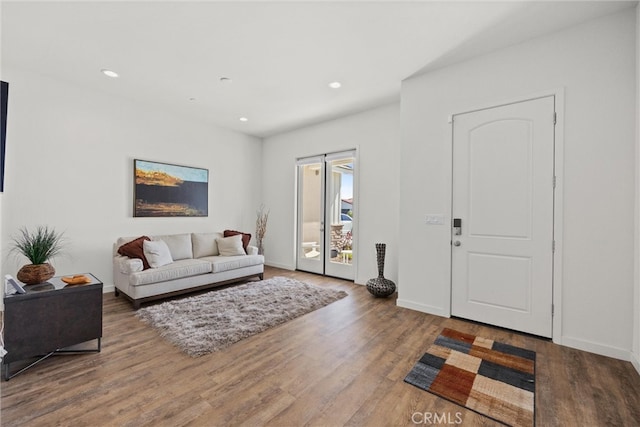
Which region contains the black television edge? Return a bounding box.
[0,81,8,192]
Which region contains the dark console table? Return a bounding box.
[2,273,103,380]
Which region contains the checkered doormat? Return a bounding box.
[404,328,536,427]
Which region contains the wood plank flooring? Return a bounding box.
[2,266,639,426]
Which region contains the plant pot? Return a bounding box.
[17,263,55,285]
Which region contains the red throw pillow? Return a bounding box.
[223,230,251,254]
[118,236,151,269]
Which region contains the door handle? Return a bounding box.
[453,218,462,236]
[453,241,461,247]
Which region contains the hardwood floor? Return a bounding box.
[2,266,639,426]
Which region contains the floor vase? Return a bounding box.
[366,243,396,297]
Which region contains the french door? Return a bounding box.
[296,150,356,280]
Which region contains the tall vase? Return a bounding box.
[366,243,396,297]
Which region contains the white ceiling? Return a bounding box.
[1,1,637,138]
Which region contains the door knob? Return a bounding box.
[453,241,461,247]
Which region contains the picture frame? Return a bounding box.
[134,159,208,217]
[5,275,26,294]
[1,81,9,193]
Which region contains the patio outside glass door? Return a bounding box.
[296,150,356,280]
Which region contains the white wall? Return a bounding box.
[400,11,636,360]
[262,103,400,285]
[633,3,640,374]
[0,67,262,296]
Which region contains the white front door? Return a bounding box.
[451,96,555,338]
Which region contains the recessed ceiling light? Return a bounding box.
[239,117,248,122]
[328,81,341,89]
[101,69,119,78]
[189,97,197,101]
[220,77,232,83]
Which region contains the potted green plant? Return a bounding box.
[10,226,65,285]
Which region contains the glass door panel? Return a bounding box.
[296,160,324,274]
[324,154,355,280]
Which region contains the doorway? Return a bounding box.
[451,96,555,338]
[296,150,356,280]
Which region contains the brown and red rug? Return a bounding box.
[404,328,535,427]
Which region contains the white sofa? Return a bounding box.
[113,232,264,308]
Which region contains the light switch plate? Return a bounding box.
[425,215,445,225]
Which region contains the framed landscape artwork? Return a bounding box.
[134,159,208,217]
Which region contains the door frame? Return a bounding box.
[447,89,565,344]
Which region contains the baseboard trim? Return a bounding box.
[396,298,449,318]
[103,284,115,294]
[631,351,640,376]
[561,335,630,361]
[265,262,295,270]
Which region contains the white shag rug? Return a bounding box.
[136,276,348,356]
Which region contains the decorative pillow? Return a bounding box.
[143,240,174,268]
[192,232,222,258]
[217,234,246,256]
[223,230,251,254]
[117,236,151,270]
[152,233,193,260]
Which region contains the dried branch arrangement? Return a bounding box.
[256,205,270,254]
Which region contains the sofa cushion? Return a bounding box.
[217,234,246,256]
[143,240,174,268]
[201,254,265,274]
[223,229,251,253]
[129,259,212,286]
[152,233,193,260]
[117,236,151,269]
[192,232,222,258]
